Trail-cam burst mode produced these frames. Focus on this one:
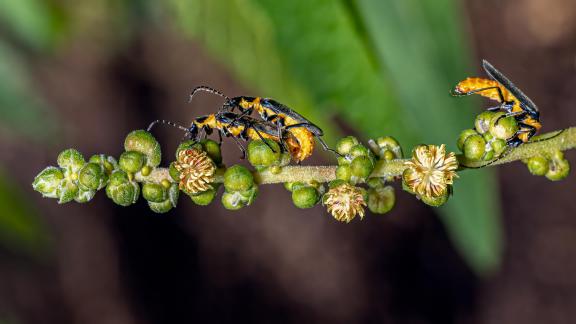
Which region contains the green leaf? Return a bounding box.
[0,41,57,140]
[0,167,50,255]
[354,0,502,275]
[0,0,66,50]
[168,0,333,138]
[167,0,413,145]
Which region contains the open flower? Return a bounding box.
[174,149,216,194]
[403,144,458,198]
[323,183,367,222]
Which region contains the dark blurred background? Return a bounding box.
[1,0,575,323]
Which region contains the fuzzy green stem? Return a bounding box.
[136,128,575,185]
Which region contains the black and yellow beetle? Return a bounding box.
[147,111,309,162]
[188,86,337,161]
[452,59,542,147]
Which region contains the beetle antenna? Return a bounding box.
[188,86,229,104]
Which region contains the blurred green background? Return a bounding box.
[1,0,575,323]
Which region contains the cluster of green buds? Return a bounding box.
[458,111,517,161]
[32,149,114,203]
[221,165,258,210]
[335,136,376,184]
[317,136,398,222]
[524,150,570,181]
[218,138,290,210]
[33,130,180,213]
[111,130,181,213]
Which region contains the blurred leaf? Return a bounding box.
[0,168,49,256]
[0,41,57,139]
[354,0,502,274]
[167,0,418,145]
[0,0,67,50]
[167,0,338,142]
[244,0,415,143]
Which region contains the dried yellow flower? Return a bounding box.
[403,144,458,198]
[174,149,216,194]
[323,183,367,223]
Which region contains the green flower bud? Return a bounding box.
[57,179,79,204]
[308,180,322,189]
[161,179,171,189]
[350,156,374,182]
[75,187,96,203]
[336,164,351,182]
[32,166,64,198]
[148,200,173,214]
[336,136,359,155]
[526,156,549,176]
[491,139,507,156]
[475,111,497,134]
[328,179,347,189]
[142,182,167,203]
[124,130,161,167]
[292,186,320,209]
[337,156,350,166]
[279,152,291,167]
[140,166,152,177]
[482,149,495,161]
[382,150,396,161]
[284,182,295,192]
[169,162,180,182]
[551,150,565,161]
[463,134,486,161]
[224,165,254,192]
[147,183,179,213]
[457,129,479,152]
[168,183,179,207]
[221,191,245,210]
[490,115,519,140]
[240,185,259,206]
[176,140,202,158]
[57,149,85,176]
[401,169,416,195]
[546,158,570,181]
[368,186,395,214]
[105,170,140,206]
[247,139,281,168]
[119,151,145,173]
[190,186,218,206]
[200,139,223,165]
[483,132,495,142]
[419,187,450,207]
[288,182,306,191]
[349,144,370,159]
[78,162,107,190]
[370,136,403,159]
[89,154,118,174]
[366,177,384,188]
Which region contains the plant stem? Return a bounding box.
[457,128,576,168]
[137,128,576,185]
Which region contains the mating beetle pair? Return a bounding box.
[149,86,334,162]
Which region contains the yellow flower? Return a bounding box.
[174,149,216,194]
[403,144,458,198]
[323,183,367,223]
